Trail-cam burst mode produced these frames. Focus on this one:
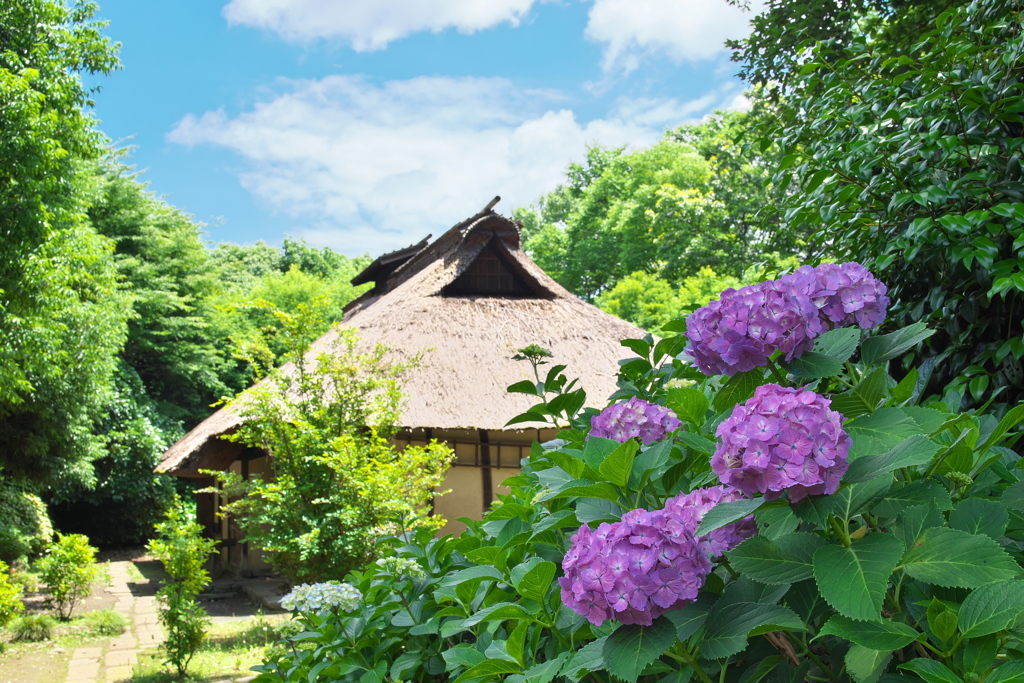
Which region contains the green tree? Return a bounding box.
[746,0,1024,405]
[0,0,130,491]
[209,305,454,583]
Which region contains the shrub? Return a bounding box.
[254,261,1024,683]
[36,533,97,620]
[0,485,53,564]
[0,561,25,627]
[82,608,126,636]
[10,614,57,642]
[148,501,217,677]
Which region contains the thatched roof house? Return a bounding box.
[158,200,644,565]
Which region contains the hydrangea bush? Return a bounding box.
[255,262,1024,683]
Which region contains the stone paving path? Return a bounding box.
[63,561,164,683]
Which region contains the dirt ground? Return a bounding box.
[0,548,273,683]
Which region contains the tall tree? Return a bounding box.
[0,0,130,490]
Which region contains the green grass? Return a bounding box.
[131,614,291,682]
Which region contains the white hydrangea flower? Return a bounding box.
[280,581,362,613]
[375,556,427,579]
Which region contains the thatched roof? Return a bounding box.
[158,200,645,476]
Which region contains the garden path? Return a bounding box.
[62,561,164,683]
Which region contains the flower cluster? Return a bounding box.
[712,384,851,502]
[684,263,888,376]
[279,581,362,613]
[376,556,427,580]
[590,397,682,445]
[663,486,758,557]
[805,262,889,330]
[559,485,754,627]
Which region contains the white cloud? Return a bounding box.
[222,0,543,49]
[168,75,737,255]
[585,0,765,72]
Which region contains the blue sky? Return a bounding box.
[90,0,762,256]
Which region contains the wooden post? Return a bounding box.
[479,430,493,513]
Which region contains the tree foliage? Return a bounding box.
[519,113,803,302]
[0,0,131,491]
[209,306,454,583]
[747,0,1024,405]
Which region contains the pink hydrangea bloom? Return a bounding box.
[590,397,682,445]
[712,384,851,502]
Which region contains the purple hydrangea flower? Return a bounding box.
[711,384,851,502]
[663,485,758,557]
[684,263,888,377]
[685,279,823,377]
[559,510,712,626]
[590,397,682,445]
[805,262,889,330]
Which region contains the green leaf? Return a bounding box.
[813,534,905,622]
[986,661,1024,683]
[957,580,1024,637]
[844,435,940,483]
[846,408,924,457]
[834,475,894,521]
[927,599,958,643]
[524,653,571,683]
[872,479,953,519]
[727,533,826,585]
[664,593,715,641]
[817,615,921,650]
[846,645,893,683]
[950,498,1009,540]
[561,637,607,682]
[832,368,888,418]
[898,659,963,683]
[978,404,1024,452]
[961,634,998,676]
[793,495,835,526]
[900,527,1019,588]
[754,506,799,540]
[460,603,534,628]
[891,503,945,550]
[629,440,673,488]
[713,369,765,414]
[697,497,783,537]
[860,323,935,366]
[454,658,523,683]
[547,479,622,503]
[443,646,487,670]
[511,558,557,602]
[813,327,862,362]
[788,351,845,380]
[602,616,678,683]
[583,437,624,474]
[666,387,709,426]
[599,440,639,487]
[699,603,805,660]
[440,565,504,587]
[676,431,717,454]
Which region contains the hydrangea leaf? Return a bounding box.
[664,593,715,641]
[891,502,945,550]
[831,368,888,419]
[846,408,924,457]
[788,351,846,380]
[813,534,905,622]
[698,603,805,660]
[897,658,963,683]
[696,497,783,537]
[961,634,998,676]
[754,505,799,540]
[949,498,1009,540]
[817,615,922,650]
[872,479,953,519]
[561,636,607,682]
[900,527,1019,588]
[860,323,935,366]
[511,558,556,602]
[957,580,1024,637]
[833,475,893,521]
[847,645,893,683]
[599,440,639,488]
[666,387,709,426]
[453,658,522,683]
[524,652,571,683]
[844,435,940,483]
[547,479,621,503]
[676,431,716,455]
[583,438,625,474]
[727,533,826,584]
[628,440,673,489]
[984,660,1024,683]
[602,617,677,683]
[812,327,862,362]
[712,369,765,414]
